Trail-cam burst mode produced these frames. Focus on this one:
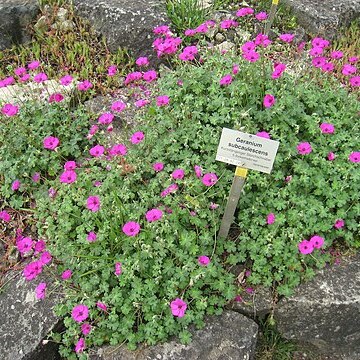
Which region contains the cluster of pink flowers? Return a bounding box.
[153,35,182,58]
[60,161,77,184]
[179,45,198,61]
[298,235,325,254]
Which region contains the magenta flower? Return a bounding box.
[32,172,40,182]
[64,161,76,170]
[256,131,270,139]
[219,74,233,86]
[59,170,77,184]
[1,103,19,117]
[28,60,41,70]
[327,152,335,161]
[87,196,100,212]
[122,221,140,236]
[14,67,27,76]
[97,301,107,312]
[236,7,254,17]
[342,64,357,75]
[349,152,360,163]
[255,11,268,21]
[156,95,170,107]
[89,145,105,157]
[81,323,92,336]
[153,162,164,172]
[312,57,326,68]
[48,93,64,103]
[98,112,114,125]
[209,202,219,210]
[321,62,335,73]
[72,304,89,323]
[130,131,145,144]
[23,261,43,281]
[198,255,210,266]
[334,219,345,229]
[134,99,150,108]
[111,101,126,112]
[75,338,85,353]
[87,231,97,242]
[298,240,314,255]
[0,210,11,222]
[43,136,59,150]
[77,80,93,91]
[34,240,46,253]
[172,168,185,180]
[145,208,163,222]
[107,65,117,76]
[220,19,238,29]
[40,251,52,265]
[202,173,218,186]
[35,282,47,300]
[160,183,178,197]
[136,56,149,66]
[194,165,202,178]
[263,94,276,108]
[60,75,73,86]
[124,71,142,85]
[267,213,275,225]
[61,269,72,280]
[297,142,312,155]
[114,262,122,276]
[309,235,324,249]
[349,76,360,87]
[330,50,343,59]
[143,70,157,82]
[17,237,34,254]
[320,123,335,134]
[153,25,170,34]
[11,180,21,191]
[33,72,48,83]
[109,144,127,156]
[311,37,330,48]
[279,33,295,43]
[170,298,187,318]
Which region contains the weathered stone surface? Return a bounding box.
[275,253,360,359]
[0,270,62,360]
[90,311,258,360]
[73,0,168,62]
[227,287,273,319]
[0,0,40,50]
[282,0,360,38]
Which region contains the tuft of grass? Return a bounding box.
[332,20,360,59]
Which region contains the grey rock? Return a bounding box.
[90,311,258,360]
[0,270,63,360]
[0,0,40,50]
[282,0,360,39]
[275,253,360,359]
[227,287,273,319]
[73,0,169,63]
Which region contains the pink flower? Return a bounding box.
[32,172,40,182]
[81,323,92,336]
[209,202,219,210]
[160,183,178,197]
[28,60,41,70]
[256,131,270,139]
[75,338,85,353]
[89,145,105,157]
[43,136,59,150]
[330,50,343,59]
[122,221,141,236]
[87,231,97,242]
[334,219,345,229]
[77,80,93,91]
[60,75,73,86]
[33,72,48,83]
[172,168,185,180]
[263,94,276,108]
[219,74,233,86]
[327,152,335,161]
[11,180,21,191]
[60,170,77,184]
[109,144,127,156]
[298,240,314,255]
[297,142,312,155]
[312,57,326,68]
[349,152,360,163]
[349,76,360,87]
[194,165,202,178]
[23,261,43,280]
[170,298,187,318]
[0,210,11,222]
[107,65,117,76]
[130,131,145,144]
[153,162,164,172]
[309,235,324,249]
[309,47,324,57]
[202,173,218,186]
[255,11,268,21]
[153,25,170,34]
[342,64,357,75]
[320,123,335,134]
[220,19,238,29]
[64,161,76,170]
[279,33,295,43]
[267,213,275,225]
[87,196,101,212]
[1,103,19,116]
[134,99,150,108]
[232,64,239,75]
[321,62,335,73]
[145,208,163,222]
[98,112,114,125]
[136,57,149,66]
[17,237,34,254]
[198,255,210,266]
[156,95,170,107]
[14,67,27,76]
[311,37,330,48]
[111,101,126,112]
[72,304,89,323]
[48,93,64,103]
[236,7,254,17]
[61,269,72,280]
[97,301,107,312]
[124,71,142,85]
[184,28,196,36]
[349,56,359,63]
[241,41,256,53]
[114,262,122,276]
[34,240,45,253]
[35,282,47,300]
[40,251,52,265]
[143,70,157,82]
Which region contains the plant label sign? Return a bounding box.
[216,128,279,174]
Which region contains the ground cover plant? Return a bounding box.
[0,2,359,359]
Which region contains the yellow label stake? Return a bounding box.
[235,167,248,178]
[272,0,279,4]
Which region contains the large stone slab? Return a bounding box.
[0,271,62,360]
[282,0,360,38]
[73,0,168,62]
[90,310,258,360]
[0,0,40,50]
[275,253,360,359]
